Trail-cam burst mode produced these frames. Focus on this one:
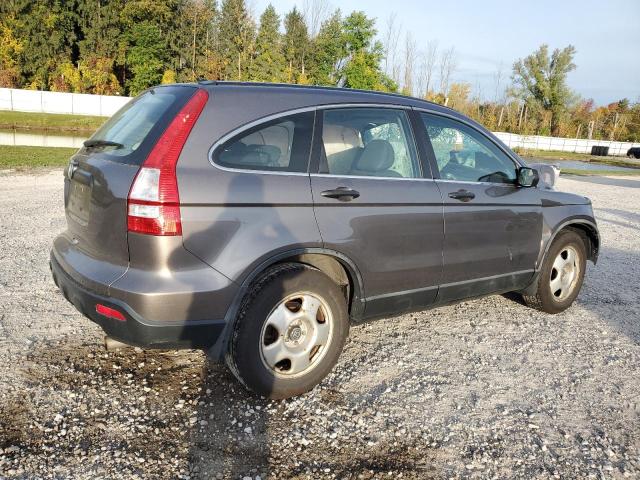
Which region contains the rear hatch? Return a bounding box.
[60,85,199,291]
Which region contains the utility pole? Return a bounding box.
[587,120,595,140]
[497,107,504,129]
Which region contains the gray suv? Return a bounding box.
[51,82,599,398]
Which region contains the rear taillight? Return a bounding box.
[127,89,208,236]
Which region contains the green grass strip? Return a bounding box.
[0,145,76,168]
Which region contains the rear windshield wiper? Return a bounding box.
[83,139,124,149]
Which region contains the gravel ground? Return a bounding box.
[0,170,638,479]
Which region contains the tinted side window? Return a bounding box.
[420,113,517,184]
[214,111,314,173]
[320,108,420,178]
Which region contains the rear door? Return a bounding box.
[57,86,197,292]
[416,112,542,303]
[310,106,444,318]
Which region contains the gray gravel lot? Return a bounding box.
[0,170,639,479]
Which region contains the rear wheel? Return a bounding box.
[226,263,349,399]
[523,230,586,313]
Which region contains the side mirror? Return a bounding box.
[517,167,539,187]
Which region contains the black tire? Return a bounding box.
[225,263,349,399]
[523,230,587,314]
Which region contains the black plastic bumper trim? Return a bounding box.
[50,251,225,349]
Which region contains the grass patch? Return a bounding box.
[0,110,106,133]
[560,168,640,177]
[0,145,76,169]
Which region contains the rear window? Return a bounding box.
[85,86,197,165]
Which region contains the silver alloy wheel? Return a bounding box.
[549,245,581,301]
[260,292,333,377]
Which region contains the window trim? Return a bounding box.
[208,103,427,179]
[312,105,426,180]
[414,108,525,186]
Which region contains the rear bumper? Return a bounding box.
[50,251,226,349]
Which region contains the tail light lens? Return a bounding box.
[127,89,208,236]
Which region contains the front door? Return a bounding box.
[417,112,542,304]
[310,107,444,319]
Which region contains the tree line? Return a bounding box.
[0,0,638,142]
[0,0,394,95]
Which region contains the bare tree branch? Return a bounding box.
[417,39,438,98]
[302,0,330,38]
[492,61,504,102]
[439,46,457,96]
[382,12,402,84]
[402,32,417,95]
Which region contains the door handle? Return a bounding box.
[321,187,360,201]
[448,189,475,202]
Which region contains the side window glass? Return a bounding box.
[420,113,517,184]
[215,111,314,173]
[321,108,420,179]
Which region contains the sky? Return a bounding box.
[250,0,640,105]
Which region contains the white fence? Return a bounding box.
[0,88,131,117]
[494,131,640,157]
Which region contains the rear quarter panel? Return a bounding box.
[176,91,322,284]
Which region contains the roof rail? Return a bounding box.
[196,80,443,108]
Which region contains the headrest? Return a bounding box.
[322,124,362,156]
[355,139,395,172]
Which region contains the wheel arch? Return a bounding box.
[208,248,365,360]
[519,218,598,297]
[539,219,599,270]
[563,222,600,264]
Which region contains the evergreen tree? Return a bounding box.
[73,0,124,93]
[125,22,166,95]
[218,0,254,80]
[169,0,218,82]
[249,5,285,83]
[119,0,175,94]
[2,0,77,90]
[340,11,395,91]
[283,7,309,83]
[77,0,124,60]
[307,10,344,86]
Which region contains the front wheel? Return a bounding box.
[226,263,349,399]
[523,230,587,314]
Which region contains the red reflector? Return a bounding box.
[96,304,126,322]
